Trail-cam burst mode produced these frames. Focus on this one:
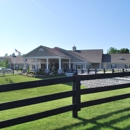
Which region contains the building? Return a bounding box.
[0,56,31,70]
[23,45,130,73]
[1,45,130,73]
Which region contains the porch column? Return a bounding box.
[59,57,61,69]
[69,59,71,69]
[45,58,49,73]
[46,58,48,69]
[35,58,37,70]
[58,57,62,74]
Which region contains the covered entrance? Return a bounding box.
[24,57,71,74]
[23,46,72,74]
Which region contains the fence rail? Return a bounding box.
[0,71,130,128]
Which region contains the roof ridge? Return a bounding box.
[54,47,87,62]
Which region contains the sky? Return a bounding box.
[0,0,130,56]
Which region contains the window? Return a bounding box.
[39,48,44,51]
[15,64,19,69]
[32,65,35,69]
[111,64,116,68]
[125,64,129,68]
[86,65,91,69]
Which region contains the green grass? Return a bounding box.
[0,75,39,84]
[0,75,130,130]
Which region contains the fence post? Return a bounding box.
[87,69,89,74]
[112,69,114,73]
[103,68,105,74]
[72,75,81,118]
[95,69,97,74]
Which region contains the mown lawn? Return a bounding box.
[0,75,130,130]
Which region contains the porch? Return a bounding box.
[23,57,71,74]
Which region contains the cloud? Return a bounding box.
[30,0,57,18]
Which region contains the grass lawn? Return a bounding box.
[0,75,130,130]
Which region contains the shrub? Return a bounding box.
[51,70,57,74]
[36,69,46,75]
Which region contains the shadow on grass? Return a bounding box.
[64,82,72,86]
[35,75,73,86]
[35,75,66,80]
[54,107,130,130]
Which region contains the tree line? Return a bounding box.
[4,53,22,56]
[107,47,130,54]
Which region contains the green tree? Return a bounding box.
[119,48,129,53]
[4,53,8,56]
[107,47,130,54]
[0,59,9,68]
[5,59,9,68]
[107,47,118,54]
[0,60,6,67]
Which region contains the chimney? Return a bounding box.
[72,46,76,51]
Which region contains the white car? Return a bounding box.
[6,68,12,71]
[0,67,12,72]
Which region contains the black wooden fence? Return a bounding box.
[1,71,130,128]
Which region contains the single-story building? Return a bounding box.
[1,45,130,73]
[23,45,102,73]
[23,45,130,73]
[0,56,31,70]
[102,54,130,69]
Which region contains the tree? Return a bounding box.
[5,59,9,68]
[0,59,9,68]
[4,53,8,56]
[107,47,130,54]
[119,48,129,53]
[0,60,6,67]
[107,47,118,54]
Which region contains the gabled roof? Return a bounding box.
[53,47,85,62]
[51,47,70,58]
[53,47,103,63]
[68,49,103,63]
[102,54,130,63]
[24,45,70,58]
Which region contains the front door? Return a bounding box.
[41,64,45,69]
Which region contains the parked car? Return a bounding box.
[0,67,12,72]
[0,67,5,71]
[5,68,13,72]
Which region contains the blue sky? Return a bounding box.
[0,0,130,56]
